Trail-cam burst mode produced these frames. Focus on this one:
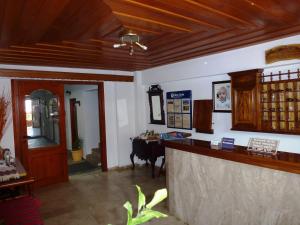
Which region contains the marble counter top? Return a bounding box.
[164,138,300,174]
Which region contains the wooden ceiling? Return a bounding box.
[0,0,300,71]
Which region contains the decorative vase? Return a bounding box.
[71,149,83,162]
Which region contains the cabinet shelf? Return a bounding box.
[261,90,300,93]
[261,101,300,103]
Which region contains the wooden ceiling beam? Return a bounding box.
[118,0,222,29]
[0,54,149,70]
[113,11,193,32]
[0,68,134,82]
[0,51,151,67]
[148,29,238,57]
[183,0,254,26]
[0,47,149,64]
[0,58,146,71]
[9,43,147,58]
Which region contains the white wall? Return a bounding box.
[140,34,300,153]
[104,81,137,168]
[64,85,99,157]
[83,90,100,156]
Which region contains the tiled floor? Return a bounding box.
[36,167,185,225]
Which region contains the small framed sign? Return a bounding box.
[166,90,192,130]
[212,80,232,112]
[247,138,279,155]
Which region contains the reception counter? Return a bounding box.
[164,139,300,225]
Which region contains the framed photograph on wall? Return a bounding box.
[212,80,232,112]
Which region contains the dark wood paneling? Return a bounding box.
[98,82,108,172]
[229,69,262,131]
[193,100,213,134]
[164,139,300,175]
[0,0,300,70]
[0,69,134,82]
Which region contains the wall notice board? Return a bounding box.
[166,90,192,130]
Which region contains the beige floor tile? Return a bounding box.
[36,167,185,225]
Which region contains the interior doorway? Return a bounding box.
[64,84,102,175]
[12,80,108,187]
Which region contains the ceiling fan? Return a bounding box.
[113,30,148,56]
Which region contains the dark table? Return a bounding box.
[130,138,165,178]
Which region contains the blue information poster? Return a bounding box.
[166,90,192,130]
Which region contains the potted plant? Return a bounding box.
[108,185,168,225]
[71,138,83,162]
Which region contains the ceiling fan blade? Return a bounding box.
[113,43,127,48]
[135,42,148,51]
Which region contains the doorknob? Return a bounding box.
[23,135,30,139]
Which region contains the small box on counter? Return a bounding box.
[210,139,221,150]
[221,137,235,149]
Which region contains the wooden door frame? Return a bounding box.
[12,80,108,172]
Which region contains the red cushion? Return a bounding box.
[0,196,43,225]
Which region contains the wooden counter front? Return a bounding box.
[164,139,300,174]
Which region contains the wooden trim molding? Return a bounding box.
[265,44,300,64]
[98,82,108,172]
[0,69,134,82]
[164,139,300,175]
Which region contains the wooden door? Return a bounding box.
[229,69,262,131]
[14,80,68,187]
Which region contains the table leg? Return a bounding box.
[150,159,156,178]
[158,157,165,177]
[130,153,135,170]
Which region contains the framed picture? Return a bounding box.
[166,90,192,130]
[212,80,232,112]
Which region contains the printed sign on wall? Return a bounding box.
[166,90,192,130]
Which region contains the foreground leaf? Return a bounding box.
[123,201,133,225]
[136,185,146,215]
[146,188,167,209]
[132,209,168,225]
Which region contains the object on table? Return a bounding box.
[139,130,160,141]
[160,131,191,140]
[0,158,27,183]
[221,137,235,149]
[0,148,13,166]
[0,161,20,182]
[247,138,279,155]
[210,139,222,150]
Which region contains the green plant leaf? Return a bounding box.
[132,209,168,225]
[146,188,168,209]
[123,201,133,225]
[136,185,146,214]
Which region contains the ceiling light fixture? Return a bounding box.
[113,30,148,55]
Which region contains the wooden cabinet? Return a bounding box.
[193,100,213,133]
[229,69,262,131]
[229,69,300,135]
